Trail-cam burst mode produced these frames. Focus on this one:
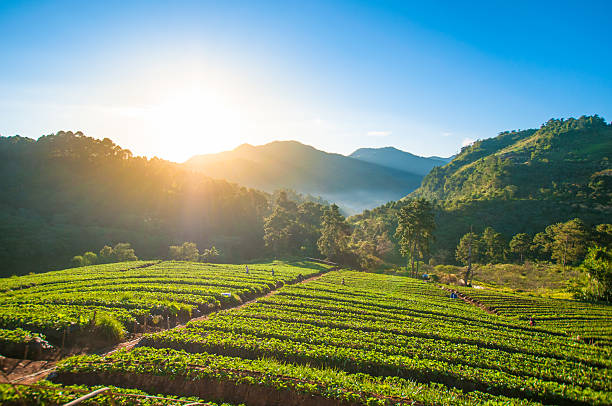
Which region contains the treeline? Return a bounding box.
[71,243,138,267]
[0,132,270,276]
[454,220,611,267]
[352,115,612,266]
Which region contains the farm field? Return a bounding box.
[454,286,612,347]
[0,260,330,358]
[41,269,612,406]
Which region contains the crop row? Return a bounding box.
[0,381,228,405]
[178,312,611,391]
[455,287,612,345]
[55,346,543,406]
[0,260,328,347]
[143,323,610,405]
[256,294,606,365]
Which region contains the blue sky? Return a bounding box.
[1,0,611,161]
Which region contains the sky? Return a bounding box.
[1,0,611,162]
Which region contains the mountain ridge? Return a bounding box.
[185,140,424,213]
[349,146,453,175]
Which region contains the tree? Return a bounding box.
[509,233,531,263]
[113,242,138,261]
[532,218,589,267]
[481,227,505,264]
[351,240,382,270]
[99,245,114,263]
[83,251,98,266]
[71,255,85,267]
[263,191,299,256]
[456,232,482,285]
[296,201,325,256]
[317,204,351,263]
[169,242,199,261]
[200,246,220,263]
[394,199,436,276]
[578,246,612,302]
[593,224,612,249]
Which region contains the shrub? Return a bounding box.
[92,314,125,342]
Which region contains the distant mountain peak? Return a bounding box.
[185,140,423,214]
[349,147,452,176]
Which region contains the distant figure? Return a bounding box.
[297,273,303,282]
[271,268,275,276]
[450,292,458,299]
[342,278,345,285]
[245,265,249,274]
[528,316,535,327]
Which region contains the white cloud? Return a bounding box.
[442,131,452,137]
[367,130,392,137]
[461,137,476,147]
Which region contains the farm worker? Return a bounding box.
[245,265,249,274]
[342,278,345,285]
[271,268,275,276]
[450,292,457,299]
[528,316,535,326]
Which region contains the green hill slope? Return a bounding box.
[351,115,611,265]
[412,115,611,205]
[410,115,612,259]
[0,132,271,275]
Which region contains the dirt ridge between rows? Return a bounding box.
[438,285,498,315]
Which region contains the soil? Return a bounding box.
[0,357,56,385]
[438,285,498,315]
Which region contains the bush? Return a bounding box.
[71,255,84,267]
[92,314,125,342]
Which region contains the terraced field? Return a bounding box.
[0,260,328,358]
[454,287,612,346]
[39,270,612,406]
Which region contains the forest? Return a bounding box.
[1,116,611,300]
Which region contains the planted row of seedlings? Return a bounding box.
[0,260,330,358]
[49,270,612,405]
[454,286,612,346]
[0,380,235,405]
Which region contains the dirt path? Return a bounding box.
[104,271,328,355]
[2,269,331,384]
[438,285,498,315]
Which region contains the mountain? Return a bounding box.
[352,115,612,264]
[0,132,272,275]
[185,141,423,213]
[349,147,453,175]
[412,115,611,204]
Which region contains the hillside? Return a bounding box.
[352,115,612,264]
[0,132,271,275]
[412,115,611,204]
[185,141,423,213]
[3,267,610,405]
[350,146,452,175]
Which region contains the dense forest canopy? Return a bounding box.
[1,115,610,277]
[0,131,272,275]
[351,115,612,265]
